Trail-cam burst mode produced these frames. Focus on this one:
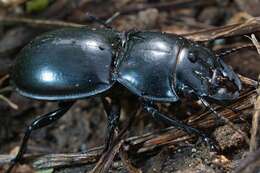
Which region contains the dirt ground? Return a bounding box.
[0,0,260,173]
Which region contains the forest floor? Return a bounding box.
[0,0,259,173]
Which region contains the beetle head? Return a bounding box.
[176,44,241,104]
[208,57,241,102]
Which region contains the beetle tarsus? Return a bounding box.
[6,160,16,173]
[102,98,121,151]
[6,102,74,173]
[202,136,220,152]
[143,102,220,152]
[199,98,226,125]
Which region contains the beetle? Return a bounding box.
[6,26,241,172]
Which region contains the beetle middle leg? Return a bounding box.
[6,101,74,173]
[143,101,220,152]
[102,98,121,151]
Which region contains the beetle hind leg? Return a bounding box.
[102,98,121,151]
[6,101,74,173]
[143,101,220,152]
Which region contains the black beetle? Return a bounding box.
[7,27,241,172]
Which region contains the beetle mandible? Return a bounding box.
[7,27,241,172]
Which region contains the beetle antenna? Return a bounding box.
[199,97,250,144]
[215,44,256,58]
[85,12,120,29]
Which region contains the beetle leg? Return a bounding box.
[6,101,74,173]
[143,102,220,152]
[199,98,226,125]
[102,98,121,151]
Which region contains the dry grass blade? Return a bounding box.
[245,34,260,54]
[0,95,18,110]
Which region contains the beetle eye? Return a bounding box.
[188,52,197,63]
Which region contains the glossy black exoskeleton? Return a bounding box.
[7,27,241,173]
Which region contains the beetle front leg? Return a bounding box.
[102,98,121,151]
[142,102,220,152]
[6,101,74,173]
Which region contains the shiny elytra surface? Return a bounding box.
[12,27,121,100]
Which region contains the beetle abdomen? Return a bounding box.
[12,28,121,100]
[117,31,181,102]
